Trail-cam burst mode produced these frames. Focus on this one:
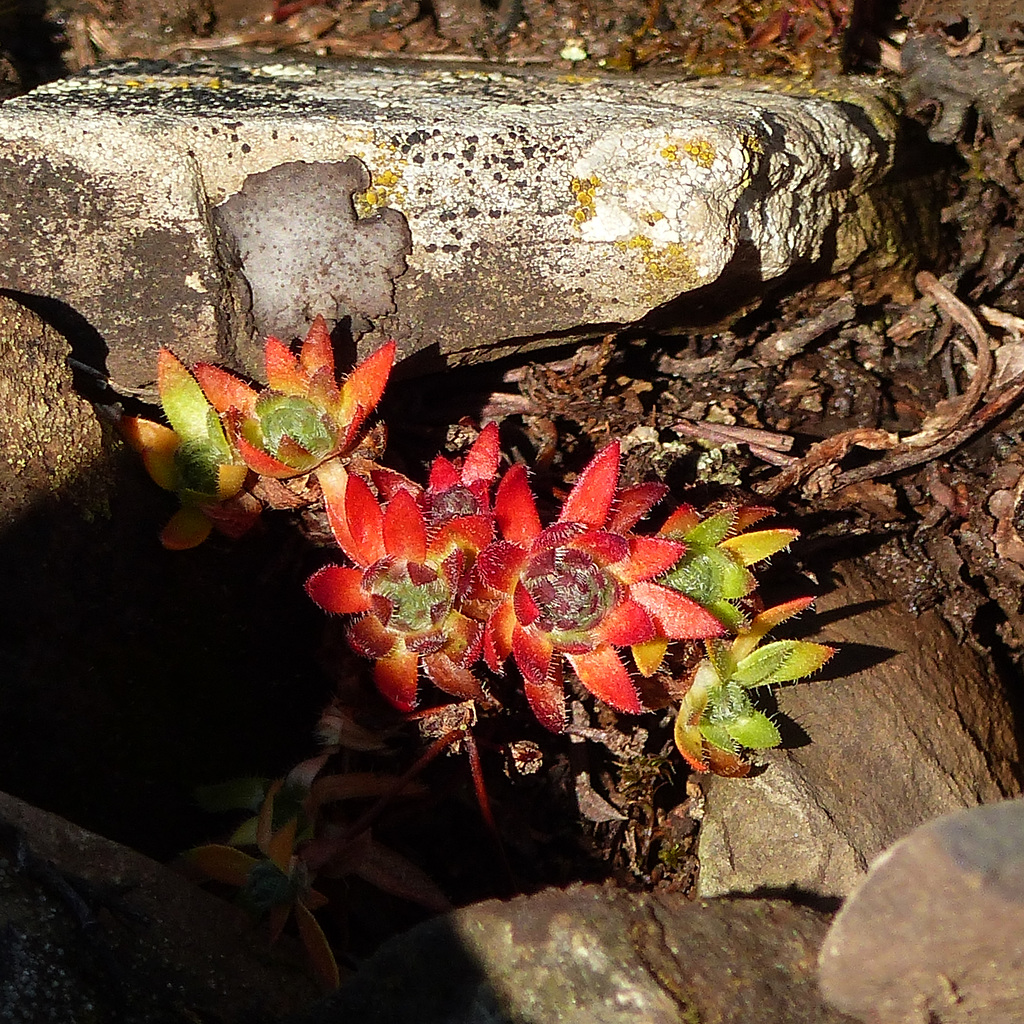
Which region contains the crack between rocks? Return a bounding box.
[627,899,699,1019]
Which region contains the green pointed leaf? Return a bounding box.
[195,777,269,814]
[731,641,794,687]
[700,721,738,753]
[721,528,799,566]
[725,710,781,749]
[704,639,733,684]
[685,510,736,547]
[706,599,746,633]
[716,558,755,601]
[733,640,834,687]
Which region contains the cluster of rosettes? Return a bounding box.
[124,323,832,775]
[304,425,834,774]
[121,316,394,549]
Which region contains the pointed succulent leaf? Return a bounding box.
[427,455,460,492]
[422,651,489,703]
[160,506,213,550]
[559,442,619,528]
[306,565,372,615]
[495,464,542,546]
[157,349,220,443]
[632,636,668,677]
[523,664,566,732]
[264,335,307,394]
[659,503,701,537]
[337,339,396,444]
[374,645,420,711]
[606,481,668,533]
[720,528,799,566]
[725,709,782,749]
[614,536,687,583]
[294,899,341,989]
[194,362,259,416]
[734,639,835,687]
[747,596,816,639]
[383,488,428,562]
[684,509,737,547]
[188,844,259,887]
[347,613,397,660]
[673,679,710,771]
[699,720,738,754]
[567,645,643,714]
[298,315,336,379]
[704,638,734,684]
[459,421,502,485]
[512,622,555,687]
[120,416,181,490]
[342,472,387,566]
[631,581,728,639]
[596,598,657,646]
[733,506,775,532]
[233,432,298,478]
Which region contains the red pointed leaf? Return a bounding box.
[523,661,566,732]
[347,613,396,659]
[306,565,371,614]
[342,472,386,566]
[476,539,528,593]
[374,645,420,711]
[423,652,488,702]
[339,339,395,443]
[631,581,727,639]
[264,335,307,393]
[571,530,629,564]
[234,433,298,479]
[732,506,775,532]
[614,536,687,583]
[607,481,668,532]
[567,645,642,713]
[658,503,700,538]
[558,442,619,528]
[299,315,336,380]
[512,580,542,628]
[194,362,258,415]
[372,467,421,502]
[596,598,657,646]
[484,601,516,671]
[495,465,542,546]
[460,422,501,484]
[511,623,554,687]
[383,488,427,562]
[427,455,460,492]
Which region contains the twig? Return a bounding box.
[905,271,995,447]
[672,419,796,467]
[752,294,857,366]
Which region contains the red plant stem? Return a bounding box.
[464,731,516,890]
[302,728,463,872]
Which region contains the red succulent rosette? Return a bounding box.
[473,441,726,731]
[306,458,494,713]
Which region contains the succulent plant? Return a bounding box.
[472,442,726,731]
[305,427,501,713]
[674,597,835,776]
[657,504,799,631]
[193,315,395,479]
[120,348,259,549]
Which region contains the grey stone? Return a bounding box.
[0,788,321,1023]
[698,557,1021,900]
[818,799,1024,1023]
[287,883,856,1024]
[0,58,908,385]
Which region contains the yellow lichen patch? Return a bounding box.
[568,174,601,227]
[640,210,666,227]
[354,166,406,217]
[660,143,679,162]
[682,137,716,169]
[615,235,700,286]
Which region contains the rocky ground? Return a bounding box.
[1,0,1024,1021]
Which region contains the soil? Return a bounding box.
[2,0,1024,985]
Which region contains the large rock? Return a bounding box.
[286,883,856,1024]
[697,557,1021,899]
[0,58,909,385]
[819,799,1024,1023]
